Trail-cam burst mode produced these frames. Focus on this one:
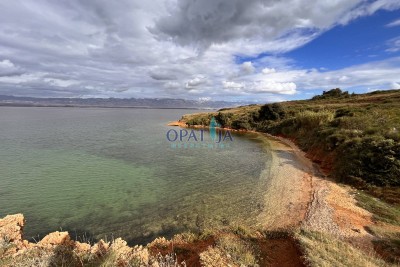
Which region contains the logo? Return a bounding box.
[166,117,233,149]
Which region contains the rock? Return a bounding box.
[38,231,72,247]
[0,214,25,244]
[0,214,26,254]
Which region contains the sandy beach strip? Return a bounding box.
[256,134,313,230]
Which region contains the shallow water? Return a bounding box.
[0,107,271,244]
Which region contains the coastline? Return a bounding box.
[167,120,378,246]
[0,121,389,266]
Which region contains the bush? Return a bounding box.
[335,137,400,186]
[312,88,349,100]
[215,112,232,128]
[258,103,286,121]
[231,119,251,130]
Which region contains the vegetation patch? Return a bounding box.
[181,89,400,190]
[296,229,389,267]
[355,192,400,226]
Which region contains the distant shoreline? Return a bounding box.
[0,104,215,110]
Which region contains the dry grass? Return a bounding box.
[297,230,392,267]
[355,192,400,226]
[215,234,257,266]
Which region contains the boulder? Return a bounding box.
[38,231,73,248]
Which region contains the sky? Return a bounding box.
[0,0,399,102]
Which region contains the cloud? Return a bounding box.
[339,0,400,24]
[386,36,400,52]
[222,79,296,95]
[262,68,276,74]
[0,59,24,77]
[185,76,207,89]
[149,70,178,80]
[164,81,181,89]
[390,82,400,89]
[43,78,79,88]
[241,62,255,75]
[0,1,399,100]
[288,57,400,90]
[386,18,400,27]
[249,81,297,94]
[151,0,362,50]
[223,81,245,90]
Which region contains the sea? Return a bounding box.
[0,107,271,244]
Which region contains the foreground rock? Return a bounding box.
[0,214,153,266]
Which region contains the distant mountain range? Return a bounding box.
[0,95,250,109]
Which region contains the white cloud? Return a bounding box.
[339,0,400,25]
[223,81,245,90]
[0,59,24,76]
[386,36,400,52]
[0,59,14,69]
[185,76,207,89]
[288,57,400,90]
[386,18,400,27]
[390,82,400,89]
[222,79,297,95]
[164,81,181,89]
[262,68,276,74]
[43,78,79,88]
[249,81,297,95]
[198,97,211,102]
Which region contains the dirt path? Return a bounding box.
[262,133,375,251]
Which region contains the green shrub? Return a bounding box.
[231,119,251,130]
[258,103,286,121]
[216,112,232,128]
[312,88,350,100]
[335,137,400,186]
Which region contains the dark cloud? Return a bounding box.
[150,0,361,48]
[149,70,178,80]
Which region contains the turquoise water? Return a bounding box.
[0,107,270,244]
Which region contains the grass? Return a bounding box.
[180,89,400,190]
[214,234,257,266]
[296,230,391,267]
[354,191,400,264]
[355,191,400,226]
